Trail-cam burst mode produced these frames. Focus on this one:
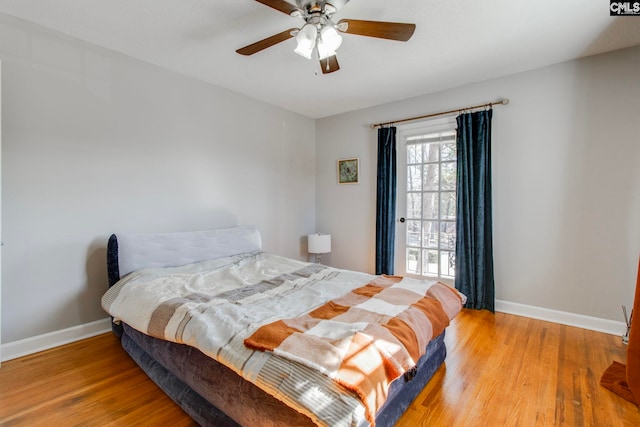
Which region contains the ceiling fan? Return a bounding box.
[236,0,416,74]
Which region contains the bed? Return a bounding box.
[102,225,464,426]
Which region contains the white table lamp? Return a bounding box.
[308,233,331,263]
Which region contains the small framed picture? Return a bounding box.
[337,158,359,184]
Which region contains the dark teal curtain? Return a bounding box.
[376,126,397,275]
[455,110,495,311]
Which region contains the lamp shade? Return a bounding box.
[317,25,342,59]
[308,233,331,254]
[294,23,317,59]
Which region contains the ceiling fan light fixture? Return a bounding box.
[316,42,334,60]
[294,23,318,59]
[317,25,342,59]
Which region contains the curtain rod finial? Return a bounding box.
[500,98,510,105]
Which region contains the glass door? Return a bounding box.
[396,118,457,283]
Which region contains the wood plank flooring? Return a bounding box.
[396,310,639,427]
[1,310,638,426]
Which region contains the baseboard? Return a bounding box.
[496,299,626,337]
[1,318,112,362]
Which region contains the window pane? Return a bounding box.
[441,142,456,161]
[423,192,438,220]
[423,143,439,162]
[407,220,421,247]
[423,221,438,248]
[423,164,439,191]
[407,193,422,219]
[440,250,455,278]
[441,162,456,191]
[440,192,456,220]
[440,221,456,250]
[422,249,439,275]
[407,144,422,164]
[406,248,421,275]
[407,165,422,191]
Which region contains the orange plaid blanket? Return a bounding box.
[245,276,463,424]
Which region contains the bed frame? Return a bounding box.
[106,226,447,426]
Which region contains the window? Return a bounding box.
[403,128,457,279]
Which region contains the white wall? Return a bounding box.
[316,46,640,322]
[0,14,316,344]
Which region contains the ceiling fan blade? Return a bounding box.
[337,19,416,42]
[236,28,297,56]
[255,0,298,15]
[320,55,340,74]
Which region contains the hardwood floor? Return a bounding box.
[396,310,639,427]
[1,310,638,426]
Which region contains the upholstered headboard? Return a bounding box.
[106,225,262,287]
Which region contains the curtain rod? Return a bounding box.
[369,98,510,129]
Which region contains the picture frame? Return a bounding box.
[337,158,359,184]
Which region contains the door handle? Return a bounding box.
[398,217,406,223]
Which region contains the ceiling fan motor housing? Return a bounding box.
[292,1,340,18]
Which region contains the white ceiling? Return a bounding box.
[0,0,639,118]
